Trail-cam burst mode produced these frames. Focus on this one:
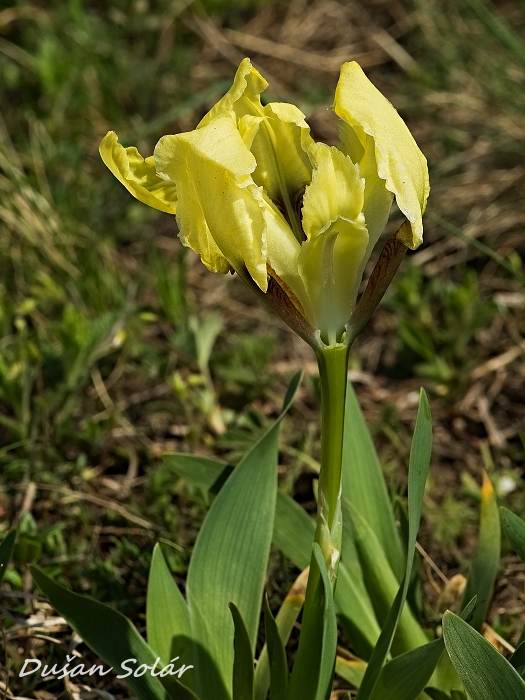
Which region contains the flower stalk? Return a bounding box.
[314,339,349,579]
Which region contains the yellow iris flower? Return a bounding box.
[100,59,429,345]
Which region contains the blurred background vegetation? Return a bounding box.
[1,0,525,696]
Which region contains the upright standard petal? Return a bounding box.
[198,58,313,241]
[299,144,369,338]
[338,121,394,285]
[197,58,268,128]
[155,114,274,289]
[333,62,429,249]
[99,131,177,214]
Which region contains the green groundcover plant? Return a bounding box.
[3,58,525,700]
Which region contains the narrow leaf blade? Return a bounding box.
[501,506,525,563]
[287,544,337,700]
[230,603,255,700]
[461,471,500,630]
[263,598,288,700]
[369,638,444,700]
[355,389,432,700]
[342,382,404,579]
[254,569,307,700]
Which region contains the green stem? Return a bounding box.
[287,339,350,699]
[316,342,350,547]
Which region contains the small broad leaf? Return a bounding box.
[31,567,197,700]
[0,530,16,584]
[461,471,500,630]
[146,544,194,691]
[263,598,288,700]
[443,611,525,699]
[230,603,254,700]
[355,389,432,700]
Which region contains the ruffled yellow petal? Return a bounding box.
[299,143,369,336]
[250,102,313,208]
[263,200,306,305]
[99,131,177,214]
[298,226,369,339]
[338,122,394,282]
[333,62,429,249]
[198,59,313,241]
[154,114,270,287]
[302,143,365,239]
[197,58,268,128]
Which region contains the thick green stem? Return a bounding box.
[316,342,350,552]
[287,339,350,699]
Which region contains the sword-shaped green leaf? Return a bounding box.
[186,372,302,700]
[31,567,198,700]
[443,611,525,699]
[342,382,404,580]
[355,389,432,700]
[460,471,500,631]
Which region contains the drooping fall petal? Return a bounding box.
[333,61,429,249]
[99,131,177,214]
[155,113,293,290]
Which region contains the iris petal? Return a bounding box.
[197,58,268,128]
[250,102,313,206]
[198,58,313,240]
[155,113,287,290]
[333,61,429,249]
[99,131,177,214]
[300,143,369,336]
